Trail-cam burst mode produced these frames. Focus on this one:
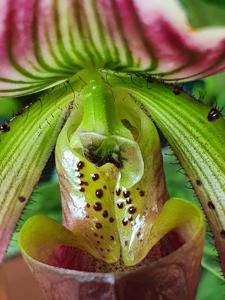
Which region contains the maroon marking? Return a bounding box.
[208,201,215,210]
[0,123,10,132]
[94,233,98,237]
[123,190,130,198]
[102,210,109,218]
[103,185,107,189]
[220,230,225,239]
[122,218,128,226]
[78,173,84,178]
[86,203,90,208]
[77,161,85,170]
[80,181,88,186]
[208,108,221,122]
[116,189,121,196]
[93,202,102,211]
[173,85,182,95]
[18,196,26,203]
[117,202,124,209]
[139,190,145,197]
[128,216,133,222]
[126,197,132,204]
[196,180,202,186]
[80,187,85,192]
[92,173,99,181]
[96,189,103,198]
[128,207,136,214]
[110,235,114,240]
[100,235,104,239]
[109,217,114,223]
[95,223,103,229]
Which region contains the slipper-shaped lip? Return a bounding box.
[20,198,205,300]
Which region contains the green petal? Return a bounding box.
[0,77,82,262]
[109,72,225,274]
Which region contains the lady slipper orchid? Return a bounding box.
[0,0,225,299]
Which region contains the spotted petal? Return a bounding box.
[0,76,84,262]
[0,0,225,96]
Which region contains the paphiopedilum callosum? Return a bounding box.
[0,0,225,299]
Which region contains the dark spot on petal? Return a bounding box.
[109,217,114,223]
[117,202,124,209]
[100,248,103,252]
[196,180,202,186]
[93,202,102,211]
[94,233,98,237]
[136,187,140,190]
[107,249,110,252]
[116,189,121,196]
[103,185,107,189]
[139,190,145,197]
[0,122,10,132]
[122,218,128,226]
[86,203,90,208]
[208,108,221,121]
[124,241,128,246]
[128,216,133,222]
[102,210,108,218]
[95,223,102,229]
[123,190,130,198]
[128,207,137,214]
[220,230,225,239]
[126,197,132,204]
[18,196,26,203]
[80,181,88,186]
[110,235,114,241]
[100,235,104,239]
[80,187,85,192]
[77,161,85,170]
[78,173,84,178]
[208,201,215,210]
[173,85,182,95]
[97,241,100,244]
[96,189,103,198]
[92,173,99,181]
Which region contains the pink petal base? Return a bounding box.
[22,230,203,300]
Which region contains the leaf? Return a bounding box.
[0,0,225,96]
[180,0,225,28]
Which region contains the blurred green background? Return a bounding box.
[1,73,225,299]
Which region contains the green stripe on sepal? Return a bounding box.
[0,76,83,262]
[108,72,225,274]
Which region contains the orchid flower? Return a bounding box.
[0,0,225,299]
